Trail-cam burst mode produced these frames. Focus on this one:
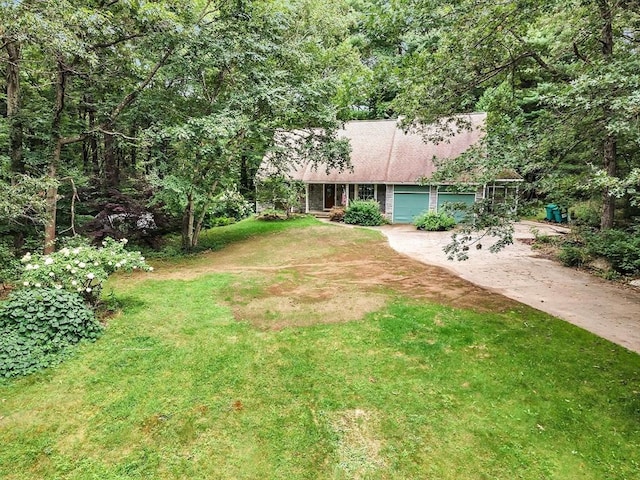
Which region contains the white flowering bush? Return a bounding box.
[19,237,153,305]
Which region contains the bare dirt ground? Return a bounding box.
[145,221,640,354]
[379,220,640,354]
[149,226,522,330]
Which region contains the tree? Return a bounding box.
[1,20,23,174]
[390,0,640,236]
[1,0,357,255]
[0,174,54,229]
[144,0,354,250]
[148,115,247,251]
[1,0,211,253]
[333,0,410,120]
[256,175,305,217]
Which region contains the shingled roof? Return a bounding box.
[288,113,495,184]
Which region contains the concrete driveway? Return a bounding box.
[378,221,640,355]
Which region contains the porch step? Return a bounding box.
[310,210,330,219]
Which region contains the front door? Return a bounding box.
[324,184,335,209]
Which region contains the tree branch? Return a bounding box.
[573,42,591,64]
[507,28,571,79]
[56,0,218,147]
[89,33,146,51]
[108,48,174,125]
[97,128,139,141]
[60,134,88,146]
[59,176,80,236]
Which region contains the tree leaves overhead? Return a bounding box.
[1,0,357,251]
[388,0,640,229]
[2,0,639,256]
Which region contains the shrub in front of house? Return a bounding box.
[328,206,345,222]
[568,201,601,227]
[207,216,236,228]
[344,200,385,226]
[210,189,253,222]
[413,211,456,231]
[256,208,289,221]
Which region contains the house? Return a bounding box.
[263,113,521,223]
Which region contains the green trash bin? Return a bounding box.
[545,204,558,222]
[552,208,563,223]
[560,208,568,223]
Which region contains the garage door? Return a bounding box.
[437,193,476,222]
[393,186,430,223]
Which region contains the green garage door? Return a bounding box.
[437,193,476,222]
[393,186,430,223]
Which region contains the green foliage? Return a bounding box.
[569,201,602,228]
[516,201,545,221]
[585,228,640,275]
[256,176,305,217]
[0,242,21,287]
[142,0,355,250]
[206,217,236,228]
[334,0,406,120]
[555,228,640,275]
[147,114,249,250]
[556,244,589,268]
[0,288,101,377]
[19,237,152,305]
[344,199,385,226]
[530,230,561,247]
[413,210,456,231]
[444,201,518,261]
[2,0,355,253]
[210,189,253,222]
[0,174,56,226]
[390,0,640,235]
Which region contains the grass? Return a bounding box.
[197,215,320,251]
[1,219,639,479]
[150,215,319,258]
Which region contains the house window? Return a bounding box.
[357,184,375,200]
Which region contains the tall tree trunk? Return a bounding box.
[601,134,617,229]
[5,39,24,174]
[103,131,119,188]
[599,0,616,230]
[192,181,218,248]
[82,95,98,174]
[44,157,59,254]
[44,59,67,254]
[130,124,138,169]
[85,96,100,177]
[182,193,196,251]
[240,153,250,197]
[192,213,205,249]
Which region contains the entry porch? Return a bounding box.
[304,183,387,214]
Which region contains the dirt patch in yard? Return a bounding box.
[151,225,520,330]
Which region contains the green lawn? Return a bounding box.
[1,218,639,479]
